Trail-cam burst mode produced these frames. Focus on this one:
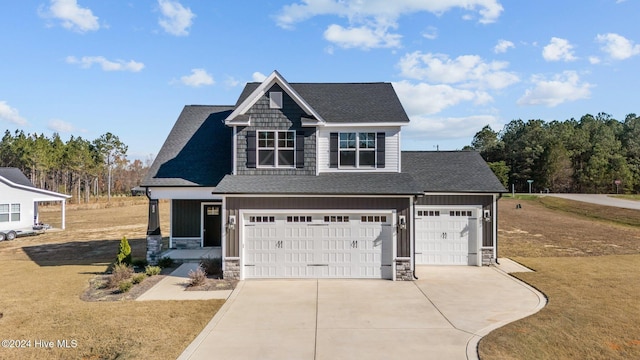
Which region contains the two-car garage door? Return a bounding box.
[414,207,481,266]
[243,212,394,279]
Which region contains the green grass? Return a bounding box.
[609,194,640,201]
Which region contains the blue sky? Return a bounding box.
[1,0,639,160]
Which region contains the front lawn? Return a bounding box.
[479,197,640,359]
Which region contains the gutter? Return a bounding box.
[494,193,503,265]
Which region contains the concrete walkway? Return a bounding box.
[541,193,640,210]
[136,263,232,301]
[177,260,545,360]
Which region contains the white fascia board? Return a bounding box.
[225,70,325,125]
[318,122,409,127]
[146,187,224,200]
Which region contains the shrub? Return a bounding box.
[118,280,133,293]
[107,263,134,288]
[116,236,132,265]
[132,273,146,284]
[188,266,207,287]
[200,257,222,278]
[131,258,148,268]
[157,256,174,268]
[145,265,161,276]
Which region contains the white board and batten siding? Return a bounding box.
[414,206,482,266]
[316,127,401,173]
[242,210,395,280]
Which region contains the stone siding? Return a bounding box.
[395,259,413,281]
[482,248,494,265]
[172,238,201,249]
[146,235,164,264]
[224,258,241,280]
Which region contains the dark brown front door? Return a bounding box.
[203,205,221,247]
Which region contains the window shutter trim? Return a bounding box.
[296,132,305,168]
[330,132,338,168]
[246,131,256,168]
[376,132,385,168]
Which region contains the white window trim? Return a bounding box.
[338,132,377,169]
[256,130,296,169]
[269,91,283,109]
[0,203,20,223]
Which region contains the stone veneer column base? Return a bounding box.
[224,259,240,280]
[481,249,494,265]
[146,235,164,264]
[395,259,413,281]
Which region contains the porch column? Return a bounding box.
[146,199,163,264]
[61,200,66,230]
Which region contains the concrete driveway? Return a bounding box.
[179,264,545,360]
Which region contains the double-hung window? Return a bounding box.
[257,131,295,167]
[0,204,19,222]
[339,132,376,168]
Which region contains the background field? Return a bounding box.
[479,196,640,359]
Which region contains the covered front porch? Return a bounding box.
[158,248,222,263]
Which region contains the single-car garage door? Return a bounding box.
[415,207,480,265]
[243,212,394,279]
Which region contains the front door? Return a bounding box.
[203,205,221,247]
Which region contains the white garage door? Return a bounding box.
[415,208,479,265]
[243,212,393,279]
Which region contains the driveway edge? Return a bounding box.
[177,280,246,360]
[465,266,547,360]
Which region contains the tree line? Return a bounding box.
[469,113,640,194]
[0,130,150,202]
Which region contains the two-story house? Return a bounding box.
[142,71,506,281]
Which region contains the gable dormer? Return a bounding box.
[226,71,410,176]
[226,72,318,176]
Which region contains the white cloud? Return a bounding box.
[158,0,195,36]
[517,71,592,107]
[596,33,640,60]
[589,56,601,64]
[275,0,502,48]
[39,0,100,32]
[252,72,267,82]
[422,26,438,40]
[180,69,214,87]
[47,119,75,133]
[398,51,519,90]
[323,24,401,49]
[224,76,240,87]
[276,0,503,29]
[66,56,145,72]
[393,80,478,116]
[542,37,577,62]
[404,114,501,140]
[0,101,28,126]
[494,39,514,53]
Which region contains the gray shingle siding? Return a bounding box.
[236,84,316,175]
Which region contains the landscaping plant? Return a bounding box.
[116,236,132,265]
[188,266,207,287]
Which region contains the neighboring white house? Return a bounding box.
[0,168,71,238]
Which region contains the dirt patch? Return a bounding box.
[186,278,238,291]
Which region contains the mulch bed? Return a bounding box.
[81,267,238,302]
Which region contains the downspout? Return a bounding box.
[412,194,420,280]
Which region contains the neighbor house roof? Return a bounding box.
[213,173,422,195]
[0,167,35,187]
[401,151,507,193]
[236,82,410,124]
[0,167,71,199]
[142,105,234,187]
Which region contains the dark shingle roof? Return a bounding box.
[237,82,410,123]
[142,106,234,187]
[401,151,507,193]
[214,173,422,195]
[0,168,34,187]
